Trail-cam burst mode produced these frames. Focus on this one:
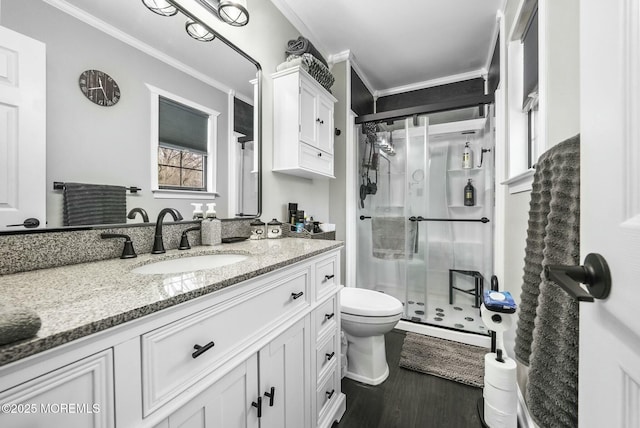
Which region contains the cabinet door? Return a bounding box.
[259,317,311,428]
[165,355,259,428]
[299,80,318,147]
[0,350,114,428]
[316,95,334,154]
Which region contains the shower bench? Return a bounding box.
[449,269,485,311]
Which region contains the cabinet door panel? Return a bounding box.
[166,354,259,428]
[259,317,310,428]
[299,80,317,146]
[317,95,334,154]
[0,350,114,428]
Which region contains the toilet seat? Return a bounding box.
[340,288,403,317]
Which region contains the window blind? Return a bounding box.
[159,96,209,153]
[522,9,539,106]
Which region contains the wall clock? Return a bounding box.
[78,69,121,107]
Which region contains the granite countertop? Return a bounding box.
[0,238,343,367]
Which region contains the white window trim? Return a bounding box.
[503,0,541,194]
[146,83,220,199]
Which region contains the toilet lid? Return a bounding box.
[340,288,403,317]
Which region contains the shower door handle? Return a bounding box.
[544,253,611,302]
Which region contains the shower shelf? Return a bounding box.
[448,204,483,208]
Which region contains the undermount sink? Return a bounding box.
[132,254,248,275]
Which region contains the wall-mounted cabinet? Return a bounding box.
[272,67,337,179]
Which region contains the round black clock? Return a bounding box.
[78,69,121,107]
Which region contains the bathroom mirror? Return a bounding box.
[0,0,261,231]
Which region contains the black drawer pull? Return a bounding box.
[325,313,335,320]
[325,352,335,361]
[291,291,304,300]
[326,389,335,400]
[252,397,262,418]
[323,274,335,282]
[192,341,215,359]
[264,386,276,407]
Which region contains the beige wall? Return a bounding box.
[178,0,334,224]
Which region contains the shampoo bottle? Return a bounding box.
[201,203,222,245]
[462,142,474,169]
[464,179,476,206]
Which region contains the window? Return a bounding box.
[158,96,208,190]
[526,93,539,169]
[147,85,220,199]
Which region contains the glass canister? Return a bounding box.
[249,218,266,240]
[267,219,283,239]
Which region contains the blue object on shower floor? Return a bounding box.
[482,290,517,313]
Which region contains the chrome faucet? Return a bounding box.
[152,208,183,254]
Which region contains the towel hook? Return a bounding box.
[544,253,611,302]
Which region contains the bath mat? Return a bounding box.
[399,332,487,387]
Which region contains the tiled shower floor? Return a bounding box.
[404,293,488,335]
[375,286,488,335]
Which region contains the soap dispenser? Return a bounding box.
[191,203,204,220]
[464,179,476,206]
[201,203,222,246]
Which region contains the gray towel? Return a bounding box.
[371,217,417,260]
[285,36,328,66]
[0,304,41,345]
[63,182,126,226]
[514,135,580,428]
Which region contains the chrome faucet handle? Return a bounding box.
[101,233,137,259]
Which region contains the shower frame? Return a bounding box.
[347,95,495,346]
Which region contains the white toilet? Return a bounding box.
[340,287,403,385]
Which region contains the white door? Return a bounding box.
[580,1,640,426]
[0,26,46,231]
[317,95,334,154]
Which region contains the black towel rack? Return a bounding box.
[359,215,489,223]
[53,182,141,193]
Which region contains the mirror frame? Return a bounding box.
[0,0,262,236]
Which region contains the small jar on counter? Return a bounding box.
[250,218,266,240]
[267,219,283,239]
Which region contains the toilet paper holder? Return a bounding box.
[544,253,611,302]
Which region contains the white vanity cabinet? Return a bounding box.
[0,350,114,428]
[0,248,344,428]
[272,66,337,179]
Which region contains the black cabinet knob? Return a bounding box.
[252,397,262,418]
[324,313,335,320]
[325,352,335,361]
[291,291,304,300]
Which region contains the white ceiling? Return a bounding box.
[271,0,504,94]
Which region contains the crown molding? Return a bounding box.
[375,69,487,98]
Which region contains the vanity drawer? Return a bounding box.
[316,363,339,421]
[315,256,338,299]
[299,142,333,177]
[141,269,309,415]
[316,333,337,380]
[314,296,337,340]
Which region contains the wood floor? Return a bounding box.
[333,329,483,428]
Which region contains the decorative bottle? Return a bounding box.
[464,179,476,206]
[462,142,474,169]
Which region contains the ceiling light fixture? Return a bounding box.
[216,0,249,27]
[185,19,216,42]
[141,0,178,17]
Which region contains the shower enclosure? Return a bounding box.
[355,107,494,336]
